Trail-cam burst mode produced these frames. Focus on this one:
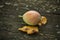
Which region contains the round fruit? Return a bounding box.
[23,10,41,25]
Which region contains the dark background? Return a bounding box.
[0,0,60,40]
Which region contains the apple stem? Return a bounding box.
[18,15,23,17]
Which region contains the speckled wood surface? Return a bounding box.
[0,0,60,40]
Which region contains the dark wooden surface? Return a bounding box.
[0,0,60,40]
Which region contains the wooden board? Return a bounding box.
[0,0,60,40]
